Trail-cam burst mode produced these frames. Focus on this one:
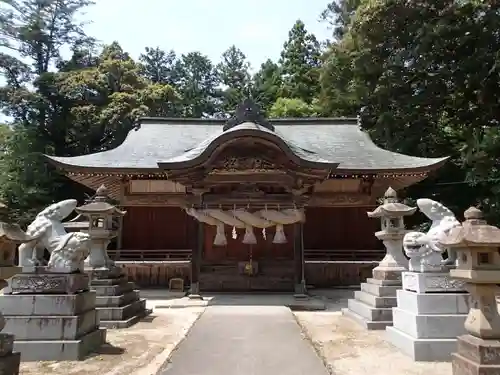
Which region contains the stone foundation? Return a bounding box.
[88,268,152,328]
[1,271,106,361]
[452,334,500,374]
[343,271,401,330]
[386,272,469,362]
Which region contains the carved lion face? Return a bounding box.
[403,231,427,258]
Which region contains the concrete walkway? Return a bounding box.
[160,305,330,375]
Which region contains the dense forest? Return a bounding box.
[0,0,499,227]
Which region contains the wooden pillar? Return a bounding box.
[293,221,307,297]
[189,193,204,299]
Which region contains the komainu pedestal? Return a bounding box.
[88,267,151,328]
[386,272,468,361]
[2,270,106,361]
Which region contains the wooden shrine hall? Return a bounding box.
[44,99,447,293]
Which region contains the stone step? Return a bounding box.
[92,282,135,296]
[396,289,469,315]
[97,298,146,322]
[354,291,397,308]
[95,290,140,308]
[347,298,393,322]
[392,307,467,339]
[386,326,456,362]
[361,282,400,297]
[100,307,153,329]
[14,328,106,361]
[341,308,392,330]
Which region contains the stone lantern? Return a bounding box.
[76,185,126,273]
[367,187,417,277]
[0,205,37,374]
[440,207,500,374]
[343,187,416,330]
[75,185,151,328]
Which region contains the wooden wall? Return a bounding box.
[121,206,192,250]
[304,207,380,250]
[120,206,382,255]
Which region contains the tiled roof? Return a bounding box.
[45,117,448,173]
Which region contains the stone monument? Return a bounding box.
[343,187,416,329]
[0,211,36,374]
[2,199,106,361]
[75,185,151,328]
[440,207,500,374]
[386,198,469,361]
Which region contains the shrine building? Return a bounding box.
[44,100,447,293]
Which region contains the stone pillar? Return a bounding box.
[2,199,106,361]
[293,222,307,298]
[343,187,416,330]
[440,207,500,374]
[76,185,152,328]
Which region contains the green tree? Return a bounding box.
[251,59,282,115]
[57,42,180,153]
[268,97,319,118]
[139,46,178,85]
[174,52,220,117]
[320,0,362,40]
[216,45,251,116]
[333,0,500,222]
[279,20,321,104]
[0,0,96,224]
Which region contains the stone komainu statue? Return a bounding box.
[18,199,92,273]
[403,198,461,272]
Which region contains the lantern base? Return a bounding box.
[452,334,500,374]
[89,271,152,329]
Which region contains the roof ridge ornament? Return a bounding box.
[223,99,275,132]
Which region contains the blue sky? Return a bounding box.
[81,0,333,70]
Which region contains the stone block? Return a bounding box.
[0,334,14,357]
[4,310,98,340]
[0,292,96,316]
[95,290,139,308]
[372,268,402,282]
[386,326,456,362]
[452,335,500,375]
[342,308,392,330]
[0,352,20,375]
[392,307,466,339]
[396,289,470,315]
[365,277,401,287]
[7,272,89,294]
[402,271,466,293]
[0,334,19,375]
[347,299,393,322]
[97,298,145,321]
[14,328,106,361]
[386,288,468,362]
[361,282,400,297]
[91,282,134,296]
[354,290,397,308]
